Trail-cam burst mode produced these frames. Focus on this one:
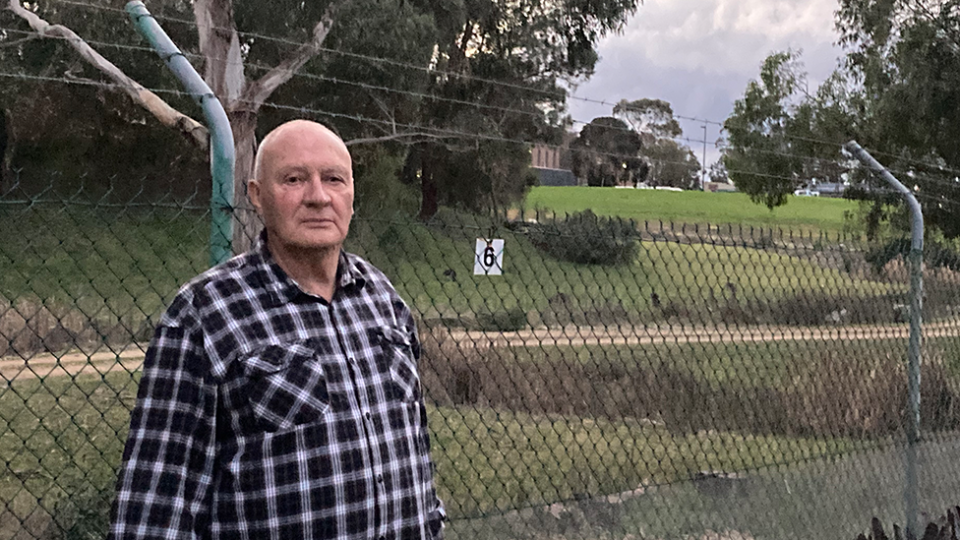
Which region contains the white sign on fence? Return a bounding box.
[474,238,504,275]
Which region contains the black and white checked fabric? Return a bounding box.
[109,234,445,540]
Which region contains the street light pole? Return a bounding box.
[701,124,707,190]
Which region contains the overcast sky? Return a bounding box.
[566,0,845,167]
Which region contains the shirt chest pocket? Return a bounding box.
[240,343,330,433]
[374,327,421,403]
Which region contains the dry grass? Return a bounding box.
[420,331,960,439]
[0,299,153,359]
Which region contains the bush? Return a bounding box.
[418,332,960,438]
[473,306,528,332]
[527,210,639,265]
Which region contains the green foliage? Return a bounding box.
[613,97,682,138]
[865,228,960,273]
[350,146,420,220]
[402,139,539,218]
[640,138,701,189]
[569,117,646,187]
[722,51,809,209]
[612,97,701,189]
[528,210,639,265]
[726,2,960,238]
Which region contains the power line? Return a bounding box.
[7,65,960,200]
[40,0,960,173]
[41,0,728,123]
[8,67,960,216]
[0,26,718,149]
[0,69,795,184]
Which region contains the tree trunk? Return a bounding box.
[0,108,14,194]
[418,154,439,220]
[229,110,261,253]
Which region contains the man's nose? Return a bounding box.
[303,177,332,204]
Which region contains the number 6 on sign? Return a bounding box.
[474,239,505,275]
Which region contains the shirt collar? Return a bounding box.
[252,230,365,306]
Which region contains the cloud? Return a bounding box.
[566,0,846,165]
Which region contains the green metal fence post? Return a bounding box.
[845,140,924,539]
[125,1,235,266]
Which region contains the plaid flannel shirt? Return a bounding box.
[109,234,445,540]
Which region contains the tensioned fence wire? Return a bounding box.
[2,177,960,540]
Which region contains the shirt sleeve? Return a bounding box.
[109,303,217,540]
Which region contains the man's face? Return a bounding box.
[249,123,354,252]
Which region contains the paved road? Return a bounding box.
[3,320,959,381]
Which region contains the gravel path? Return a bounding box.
[3,320,958,381]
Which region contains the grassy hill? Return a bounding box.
[523,187,859,235]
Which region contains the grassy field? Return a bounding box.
[350,212,893,322]
[0,365,865,538]
[523,187,859,235]
[2,197,948,539]
[2,203,898,358]
[2,333,958,538]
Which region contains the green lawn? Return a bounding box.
[350,212,891,322]
[523,187,859,235]
[0,203,897,357]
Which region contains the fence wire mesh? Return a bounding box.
[2,179,960,540]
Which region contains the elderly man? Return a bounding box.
[109,120,445,540]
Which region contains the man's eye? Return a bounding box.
[328,176,344,184]
[284,176,302,184]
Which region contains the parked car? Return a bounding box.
[794,188,820,197]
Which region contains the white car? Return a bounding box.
[794,188,820,197]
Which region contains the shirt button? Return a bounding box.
[365,411,372,420]
[377,474,383,483]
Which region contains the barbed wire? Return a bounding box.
[7,66,960,219]
[38,0,725,129]
[0,25,719,150]
[11,65,960,215]
[4,32,960,211]
[28,0,960,181]
[0,70,758,180]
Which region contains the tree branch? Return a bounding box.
[240,7,334,112]
[345,132,451,146]
[0,33,38,48]
[6,0,209,150]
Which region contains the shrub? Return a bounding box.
[418,332,960,438]
[474,306,528,332]
[527,210,639,265]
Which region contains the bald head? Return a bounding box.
[247,118,355,257]
[252,120,350,184]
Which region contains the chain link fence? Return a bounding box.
[2,178,960,540]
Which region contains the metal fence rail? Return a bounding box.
[2,180,959,540]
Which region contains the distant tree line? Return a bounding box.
[723,0,960,242]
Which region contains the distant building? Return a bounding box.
[531,139,579,187]
[704,181,737,193]
[797,181,846,197]
[815,182,846,197]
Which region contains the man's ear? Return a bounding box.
[248,179,262,214]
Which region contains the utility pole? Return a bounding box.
[701,124,707,190]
